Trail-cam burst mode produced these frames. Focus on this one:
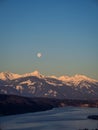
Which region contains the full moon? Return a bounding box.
[37,53,42,58]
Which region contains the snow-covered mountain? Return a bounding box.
[0,72,21,80]
[0,71,43,80]
[0,71,98,100]
[59,74,97,87]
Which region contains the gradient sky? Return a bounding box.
[0,0,98,79]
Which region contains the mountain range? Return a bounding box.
[0,71,98,100]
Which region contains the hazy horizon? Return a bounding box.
[0,0,98,79]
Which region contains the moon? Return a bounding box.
[37,52,42,58]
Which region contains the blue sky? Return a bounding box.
[0,0,98,79]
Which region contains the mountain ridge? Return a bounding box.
[0,71,97,81]
[0,71,98,100]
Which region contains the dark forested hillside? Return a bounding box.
[0,94,98,116]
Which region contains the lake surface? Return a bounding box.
[0,107,98,130]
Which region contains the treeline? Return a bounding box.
[0,94,98,116]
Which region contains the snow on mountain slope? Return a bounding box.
[0,71,43,80]
[0,71,98,99]
[22,70,44,78]
[0,72,21,80]
[59,74,97,87]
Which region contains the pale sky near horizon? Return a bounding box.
[0,0,98,79]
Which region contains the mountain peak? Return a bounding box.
[32,70,40,76]
[22,70,44,78]
[74,74,97,82]
[59,74,97,87]
[0,71,21,80]
[74,74,89,79]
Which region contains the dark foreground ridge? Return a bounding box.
[0,94,98,116]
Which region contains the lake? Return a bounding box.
[0,107,98,130]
